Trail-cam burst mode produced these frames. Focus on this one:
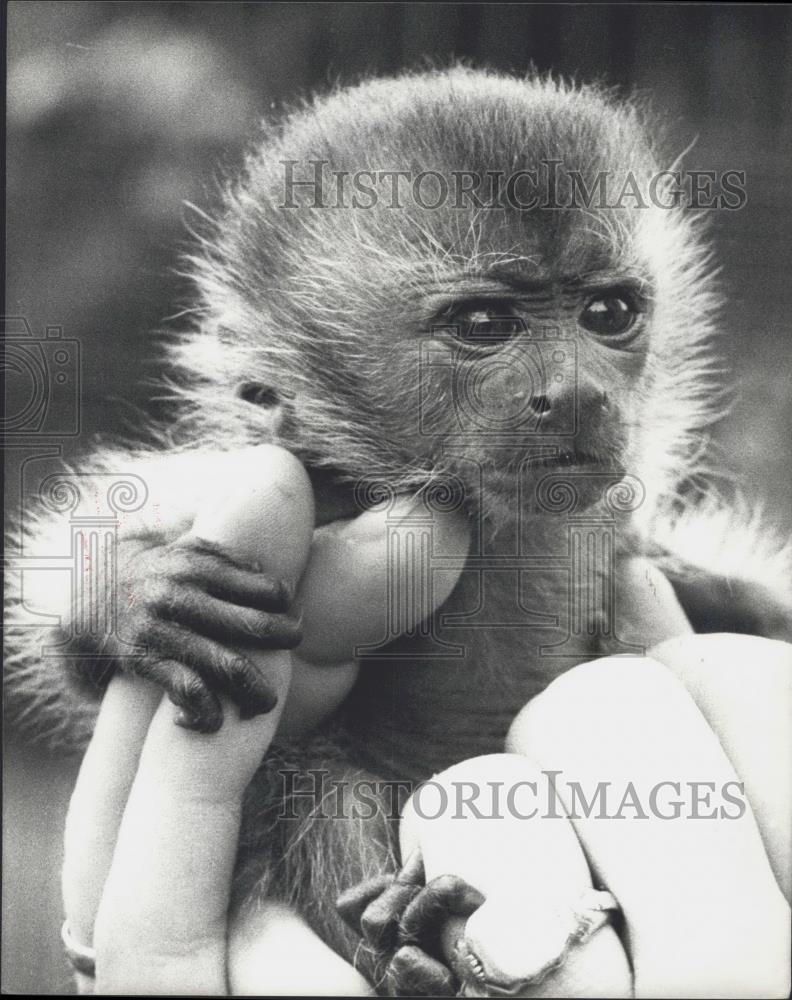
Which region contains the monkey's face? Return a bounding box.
[400,270,649,519]
[256,212,655,524]
[190,70,713,526]
[341,222,655,522]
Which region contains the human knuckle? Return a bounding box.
[551,654,668,707]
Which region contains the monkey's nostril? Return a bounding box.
[527,394,551,416]
[237,381,280,408]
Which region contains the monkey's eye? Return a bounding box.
[443,301,526,349]
[579,294,639,338]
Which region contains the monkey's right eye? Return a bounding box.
[442,301,526,350]
[579,293,639,339]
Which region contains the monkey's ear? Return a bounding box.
[236,381,298,441]
[236,381,280,408]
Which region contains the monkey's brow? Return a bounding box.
[488,265,652,291]
[565,271,654,296]
[414,268,651,303]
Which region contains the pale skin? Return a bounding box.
[60,454,792,996]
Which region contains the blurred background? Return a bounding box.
[4,2,791,992]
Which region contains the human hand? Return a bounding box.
[60,448,469,994]
[343,634,791,997]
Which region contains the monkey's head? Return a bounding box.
[179,67,719,526]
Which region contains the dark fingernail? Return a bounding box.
[174,707,201,730]
[173,704,223,734]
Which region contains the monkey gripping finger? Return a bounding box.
[336,849,425,951]
[389,875,486,995]
[336,874,397,933]
[381,874,487,996]
[386,944,457,996]
[337,854,486,997]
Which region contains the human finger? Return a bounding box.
[92,686,289,994]
[62,673,163,968]
[297,492,470,663]
[650,632,792,900]
[399,754,633,998]
[93,444,313,993]
[507,655,791,998]
[228,901,374,995]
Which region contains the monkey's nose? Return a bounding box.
[527,394,551,416]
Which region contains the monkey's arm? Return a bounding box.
[647,508,792,643]
[668,570,792,642]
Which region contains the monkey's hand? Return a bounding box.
[72,534,302,734]
[336,852,484,996]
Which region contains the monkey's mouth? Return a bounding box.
[520,449,602,470]
[475,449,626,516]
[306,450,620,528]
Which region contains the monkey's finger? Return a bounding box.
[169,541,294,611]
[507,654,791,998]
[398,875,485,949]
[336,852,427,955]
[159,585,303,649]
[63,674,163,958]
[137,657,224,733]
[386,945,456,997]
[93,682,289,994]
[359,881,423,952]
[336,873,396,932]
[146,622,281,720]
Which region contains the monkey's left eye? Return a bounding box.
[579,294,639,338]
[443,301,526,349]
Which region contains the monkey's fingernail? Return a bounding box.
[173,707,201,730]
[173,705,224,734]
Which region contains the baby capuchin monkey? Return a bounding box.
[6,67,792,994]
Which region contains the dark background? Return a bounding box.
[4,3,791,993]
